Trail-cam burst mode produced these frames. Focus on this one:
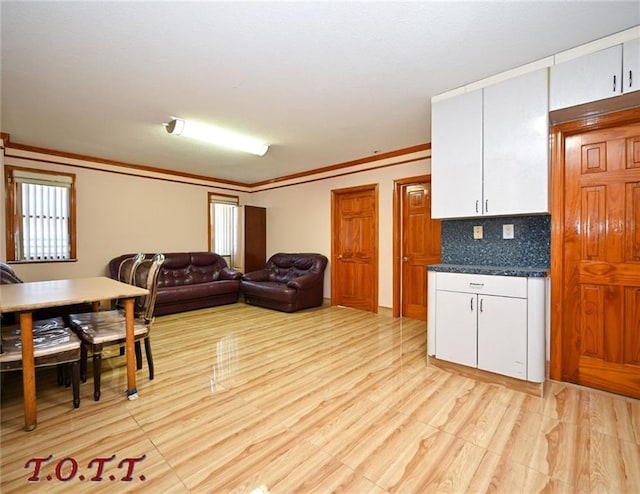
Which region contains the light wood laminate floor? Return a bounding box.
[1,303,639,493]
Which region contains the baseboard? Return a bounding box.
[426,355,546,398]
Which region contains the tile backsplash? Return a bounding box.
[440,215,550,268]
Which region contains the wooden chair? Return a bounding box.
[68,254,165,401]
[118,253,145,285]
[1,317,82,408]
[115,253,145,358]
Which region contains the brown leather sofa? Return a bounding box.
[109,252,241,316]
[240,253,328,312]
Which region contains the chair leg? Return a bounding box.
[92,351,102,401]
[144,337,154,380]
[135,341,143,370]
[80,345,88,383]
[64,365,71,388]
[71,361,80,408]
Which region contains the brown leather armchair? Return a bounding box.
[240,253,328,312]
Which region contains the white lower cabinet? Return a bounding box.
[428,271,546,383]
[477,294,527,380]
[434,290,478,367]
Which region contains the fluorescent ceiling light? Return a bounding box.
[165,118,269,156]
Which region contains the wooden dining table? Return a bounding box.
[0,276,149,431]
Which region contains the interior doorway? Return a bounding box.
[331,184,379,313]
[550,107,640,399]
[393,176,441,320]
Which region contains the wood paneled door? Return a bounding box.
[550,107,640,399]
[331,184,378,313]
[393,176,441,320]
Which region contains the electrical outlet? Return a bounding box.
[503,224,514,239]
[473,225,483,240]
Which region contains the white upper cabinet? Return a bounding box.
[550,39,640,110]
[431,68,549,219]
[431,89,483,218]
[483,68,549,216]
[623,37,640,93]
[431,27,639,219]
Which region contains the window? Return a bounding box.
[5,166,76,262]
[208,193,239,267]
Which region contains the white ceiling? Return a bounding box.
[2,1,639,184]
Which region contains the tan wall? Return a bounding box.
[1,156,250,281]
[0,147,5,262]
[1,150,431,309]
[252,158,431,308]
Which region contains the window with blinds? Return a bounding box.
[5,167,76,261]
[208,193,239,267]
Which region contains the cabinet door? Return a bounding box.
[550,44,622,110]
[623,38,640,93]
[483,69,549,216]
[431,90,483,219]
[477,295,527,379]
[435,290,477,367]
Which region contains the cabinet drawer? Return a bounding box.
[435,272,527,298]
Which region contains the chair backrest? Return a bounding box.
[132,253,165,323]
[117,253,145,284]
[0,262,24,284]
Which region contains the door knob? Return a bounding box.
[402,257,409,262]
[337,254,343,259]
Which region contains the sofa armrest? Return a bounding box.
[220,267,242,280]
[287,273,321,290]
[242,269,271,282]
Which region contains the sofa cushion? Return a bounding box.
[156,279,240,304]
[239,281,296,303]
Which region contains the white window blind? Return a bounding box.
[209,195,239,263]
[213,203,237,256]
[12,170,73,261]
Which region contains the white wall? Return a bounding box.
[252,158,431,308]
[1,149,431,309]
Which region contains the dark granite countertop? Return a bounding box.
[428,264,549,277]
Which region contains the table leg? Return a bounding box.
[19,311,37,431]
[123,298,138,399]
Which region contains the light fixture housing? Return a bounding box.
[165,118,269,156]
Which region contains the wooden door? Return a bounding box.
[397,179,441,320]
[552,111,640,398]
[243,206,266,273]
[331,185,378,313]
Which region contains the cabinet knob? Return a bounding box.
[402,256,409,262]
[470,297,474,311]
[630,70,633,89]
[613,74,617,93]
[337,254,343,260]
